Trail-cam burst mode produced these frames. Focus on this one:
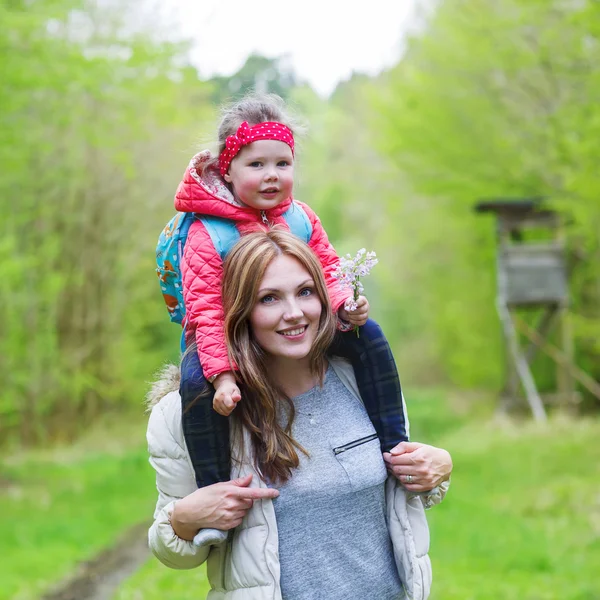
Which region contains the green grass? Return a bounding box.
[0,413,156,600]
[117,388,600,599]
[3,391,599,600]
[428,415,600,599]
[114,558,211,600]
[408,388,600,599]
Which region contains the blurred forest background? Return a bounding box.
[3,0,600,446]
[2,1,600,599]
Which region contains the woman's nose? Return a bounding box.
[283,300,303,321]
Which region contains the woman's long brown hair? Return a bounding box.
[222,229,337,483]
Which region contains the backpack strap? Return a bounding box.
[199,216,241,261]
[200,202,312,262]
[283,201,312,243]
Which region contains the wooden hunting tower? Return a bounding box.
[475,198,577,420]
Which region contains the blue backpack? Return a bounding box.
[156,202,313,326]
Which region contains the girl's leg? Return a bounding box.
[331,319,409,452]
[180,349,231,488]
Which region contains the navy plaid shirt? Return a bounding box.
[181,319,409,488]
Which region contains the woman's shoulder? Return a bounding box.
[145,364,180,410]
[147,390,184,448]
[145,365,186,457]
[328,357,361,401]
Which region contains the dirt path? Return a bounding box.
[41,521,151,600]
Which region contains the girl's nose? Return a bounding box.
[264,167,278,182]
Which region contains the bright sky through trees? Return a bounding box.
[172,0,418,96]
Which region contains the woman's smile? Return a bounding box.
[278,325,308,338]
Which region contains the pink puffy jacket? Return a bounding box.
[174,152,351,381]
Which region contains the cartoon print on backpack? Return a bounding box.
[162,293,179,316]
[156,211,196,325]
[163,213,180,239]
[158,259,177,284]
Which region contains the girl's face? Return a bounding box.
[224,139,294,211]
[249,254,322,365]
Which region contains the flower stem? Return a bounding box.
[354,280,360,338]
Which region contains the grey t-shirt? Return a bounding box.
[272,365,403,600]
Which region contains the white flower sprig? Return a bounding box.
[333,248,378,336]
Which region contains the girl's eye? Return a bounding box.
[277,160,290,167]
[260,294,276,304]
[299,287,313,297]
[249,161,262,167]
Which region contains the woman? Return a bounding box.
[147,230,452,600]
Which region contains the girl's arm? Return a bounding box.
[294,201,352,313]
[181,221,236,381]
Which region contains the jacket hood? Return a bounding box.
[145,364,180,411]
[174,150,292,219]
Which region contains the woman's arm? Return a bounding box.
[170,473,279,540]
[147,399,278,569]
[147,400,211,569]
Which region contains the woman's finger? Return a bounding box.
[236,497,254,510]
[224,517,244,530]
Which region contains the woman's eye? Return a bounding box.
[299,287,313,297]
[260,294,275,304]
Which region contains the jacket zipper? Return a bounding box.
[333,433,378,455]
[260,210,270,225]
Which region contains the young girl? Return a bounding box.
[175,93,408,493]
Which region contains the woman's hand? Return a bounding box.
[383,442,453,493]
[170,474,279,540]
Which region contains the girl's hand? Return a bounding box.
[383,442,453,492]
[213,372,242,416]
[338,295,369,326]
[170,474,279,540]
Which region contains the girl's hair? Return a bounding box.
[199,93,305,176]
[222,228,336,483]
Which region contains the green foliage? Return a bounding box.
[368,0,600,389]
[288,0,600,393]
[0,0,213,444]
[4,0,600,443]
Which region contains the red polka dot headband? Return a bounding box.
[219,121,295,176]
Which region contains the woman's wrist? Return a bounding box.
[170,501,201,541]
[438,448,453,482]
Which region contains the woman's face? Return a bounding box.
[249,254,323,363]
